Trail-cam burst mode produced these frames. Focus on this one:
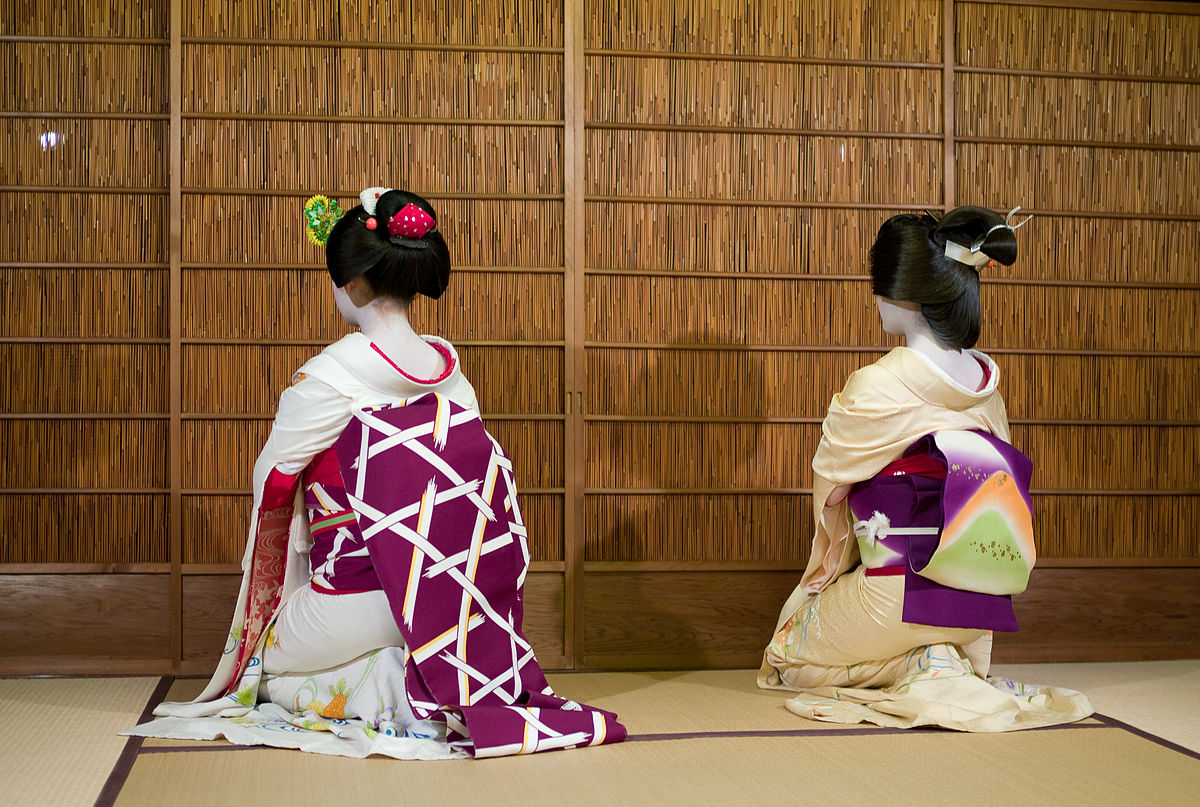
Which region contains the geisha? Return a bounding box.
[130,188,625,758]
[759,206,1093,731]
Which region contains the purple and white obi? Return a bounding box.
[847,430,1037,632]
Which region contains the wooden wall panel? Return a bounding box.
[0,574,171,674]
[2,0,1197,676]
[181,575,241,664]
[581,567,1200,669]
[586,495,808,562]
[581,571,800,669]
[997,567,1200,662]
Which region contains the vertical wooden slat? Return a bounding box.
[563,0,586,669]
[944,0,956,210]
[168,0,183,673]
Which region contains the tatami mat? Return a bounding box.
[5,666,1198,806]
[994,660,1200,753]
[114,724,1199,807]
[0,677,160,807]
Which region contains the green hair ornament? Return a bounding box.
[303,194,344,246]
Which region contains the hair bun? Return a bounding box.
[933,205,1024,268]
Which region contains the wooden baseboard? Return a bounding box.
[581,566,1200,670]
[2,566,1196,675]
[0,658,175,676]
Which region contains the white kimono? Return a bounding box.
[126,333,479,758]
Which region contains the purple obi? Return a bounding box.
[847,430,1036,632]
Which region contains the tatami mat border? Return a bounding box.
[1092,713,1200,762]
[94,675,174,807]
[93,675,1200,806]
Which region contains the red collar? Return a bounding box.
[369,340,456,385]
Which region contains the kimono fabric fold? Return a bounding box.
[758,347,1092,732]
[338,397,625,757]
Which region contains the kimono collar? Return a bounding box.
[325,332,462,394]
[877,346,1000,411]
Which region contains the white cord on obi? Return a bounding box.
[852,510,939,547]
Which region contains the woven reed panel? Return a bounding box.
[951,2,1200,570]
[0,344,168,413]
[181,270,563,341]
[1,43,168,113]
[957,73,1200,145]
[589,58,941,133]
[587,348,868,418]
[581,0,946,572]
[182,0,562,44]
[957,3,1200,77]
[0,4,169,567]
[0,269,166,339]
[582,0,1200,584]
[586,0,941,61]
[0,194,167,263]
[180,344,561,414]
[0,420,167,488]
[183,47,563,119]
[961,143,1199,215]
[589,130,942,202]
[0,119,167,188]
[589,205,914,274]
[1,1,166,37]
[999,217,1199,284]
[0,495,167,564]
[1001,355,1200,422]
[182,121,563,193]
[176,1,567,579]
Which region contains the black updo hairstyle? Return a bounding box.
[869,205,1018,350]
[325,189,450,302]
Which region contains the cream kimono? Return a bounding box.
[759,347,1092,731]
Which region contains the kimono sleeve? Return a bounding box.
[251,375,355,502]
